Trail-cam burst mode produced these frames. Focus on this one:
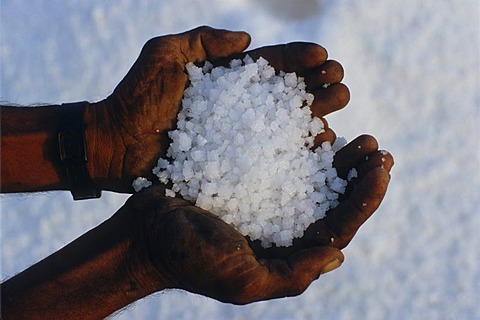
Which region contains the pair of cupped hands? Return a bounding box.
[86,26,393,304]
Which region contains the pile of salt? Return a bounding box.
[147,56,347,247]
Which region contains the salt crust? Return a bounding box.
[154,56,347,247]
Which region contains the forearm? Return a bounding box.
[0,205,164,319]
[0,105,68,192]
[0,102,117,195]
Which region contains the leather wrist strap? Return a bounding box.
[58,102,101,200]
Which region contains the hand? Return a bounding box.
[83,26,250,192]
[126,136,392,305]
[83,26,349,192]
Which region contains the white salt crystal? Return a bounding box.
[132,177,152,192]
[153,55,348,248]
[165,188,176,198]
[176,131,192,151]
[332,137,347,152]
[289,94,303,108]
[284,73,298,88]
[347,168,358,181]
[309,117,325,136]
[204,162,221,180]
[329,177,348,193]
[190,150,206,162]
[202,181,218,196]
[182,160,194,181]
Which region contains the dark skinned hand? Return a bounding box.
[84,26,349,192]
[126,135,392,305]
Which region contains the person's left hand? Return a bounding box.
[124,135,392,305]
[84,26,349,192]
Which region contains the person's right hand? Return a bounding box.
[123,135,392,305]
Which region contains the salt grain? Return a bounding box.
[132,177,152,192]
[165,189,176,198]
[347,168,358,181]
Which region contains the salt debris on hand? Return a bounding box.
[153,55,348,248]
[347,168,358,181]
[132,177,152,192]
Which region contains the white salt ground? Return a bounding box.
[154,56,347,247]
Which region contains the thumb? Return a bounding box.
[181,26,251,62]
[290,246,344,277]
[281,246,344,297]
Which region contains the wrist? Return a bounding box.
[112,200,169,303]
[125,187,180,290]
[125,207,170,295]
[58,102,101,200]
[83,100,127,191]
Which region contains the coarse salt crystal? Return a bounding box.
[347,168,358,181]
[165,188,176,198]
[132,177,152,192]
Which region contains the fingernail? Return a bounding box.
[323,258,342,273]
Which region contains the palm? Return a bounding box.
[137,185,342,305]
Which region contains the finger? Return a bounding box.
[305,60,345,90]
[313,119,336,148]
[314,128,337,148]
[339,148,393,200]
[234,42,328,75]
[255,246,343,300]
[326,167,391,249]
[278,247,344,297]
[309,83,350,117]
[356,150,394,179]
[289,246,344,275]
[333,135,379,179]
[182,26,251,63]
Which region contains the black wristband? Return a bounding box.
[58,102,101,200]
